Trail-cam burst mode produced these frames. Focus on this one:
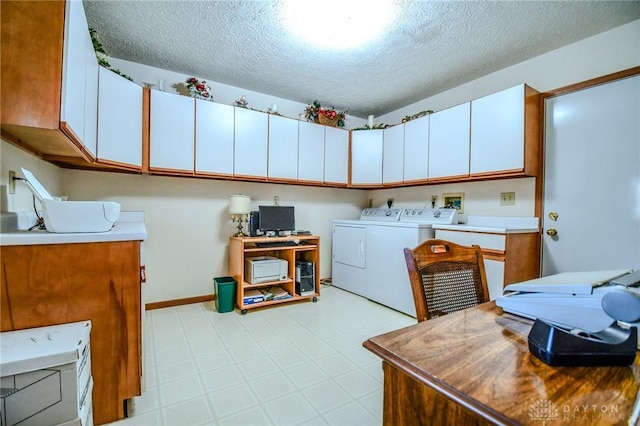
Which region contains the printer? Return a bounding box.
[20,168,120,233]
[245,256,288,284]
[496,269,640,333]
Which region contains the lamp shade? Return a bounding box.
[229,194,251,214]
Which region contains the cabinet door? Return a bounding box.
[61,0,97,153]
[195,100,234,175]
[471,85,525,174]
[383,124,405,184]
[149,90,195,171]
[351,130,383,185]
[234,107,268,178]
[97,67,142,167]
[298,121,325,182]
[268,115,298,180]
[83,40,99,157]
[324,127,349,185]
[403,115,429,182]
[429,102,470,179]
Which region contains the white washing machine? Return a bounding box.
[332,208,458,316]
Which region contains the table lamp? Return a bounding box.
[229,194,251,237]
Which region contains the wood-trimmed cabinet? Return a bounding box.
[195,100,235,177]
[323,126,349,185]
[97,67,143,168]
[351,129,383,187]
[403,114,429,183]
[434,228,540,300]
[429,102,470,180]
[1,0,98,164]
[229,236,320,315]
[0,241,144,426]
[382,124,405,185]
[234,107,269,179]
[149,90,195,174]
[470,84,540,177]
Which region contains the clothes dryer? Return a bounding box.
[332,208,458,316]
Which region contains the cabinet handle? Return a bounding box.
[546,228,558,237]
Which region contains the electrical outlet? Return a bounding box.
[9,170,16,194]
[500,192,515,206]
[274,195,280,206]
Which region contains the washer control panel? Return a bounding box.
[359,208,403,221]
[400,208,458,224]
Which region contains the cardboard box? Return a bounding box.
[1,321,93,426]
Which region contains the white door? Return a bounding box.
[403,114,429,182]
[429,102,470,179]
[149,90,195,171]
[382,124,405,184]
[351,130,383,185]
[195,100,234,175]
[542,75,640,275]
[324,127,349,184]
[268,115,298,179]
[97,67,142,167]
[298,121,325,182]
[234,107,268,178]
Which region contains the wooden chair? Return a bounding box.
[404,239,490,322]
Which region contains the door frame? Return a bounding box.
[536,66,640,272]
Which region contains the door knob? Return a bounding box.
[548,212,558,221]
[546,228,558,237]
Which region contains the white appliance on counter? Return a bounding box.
[332,207,458,316]
[20,168,120,233]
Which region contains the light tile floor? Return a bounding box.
[107,285,415,426]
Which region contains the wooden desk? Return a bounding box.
[363,302,639,425]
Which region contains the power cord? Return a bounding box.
[12,176,46,231]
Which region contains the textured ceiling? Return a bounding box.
[84,0,640,118]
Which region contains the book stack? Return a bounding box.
[243,286,293,305]
[243,289,264,305]
[267,286,293,301]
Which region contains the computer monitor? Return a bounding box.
[258,206,295,235]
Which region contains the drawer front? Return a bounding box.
[435,230,506,252]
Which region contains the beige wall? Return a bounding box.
[2,19,638,303]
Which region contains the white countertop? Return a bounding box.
[433,216,539,234]
[0,212,147,246]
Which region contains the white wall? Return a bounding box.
[2,19,638,303]
[108,58,368,129]
[60,169,367,303]
[379,20,640,124]
[0,142,63,213]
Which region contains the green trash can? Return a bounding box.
[214,276,237,313]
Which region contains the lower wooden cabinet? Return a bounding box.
[0,241,143,425]
[435,228,540,300]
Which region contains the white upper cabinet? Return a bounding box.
[298,121,325,183]
[383,124,405,184]
[234,107,268,178]
[268,114,299,180]
[149,90,195,172]
[97,67,142,167]
[403,115,429,182]
[61,0,98,155]
[429,102,470,179]
[351,129,383,186]
[324,127,349,185]
[195,100,234,176]
[470,85,525,174]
